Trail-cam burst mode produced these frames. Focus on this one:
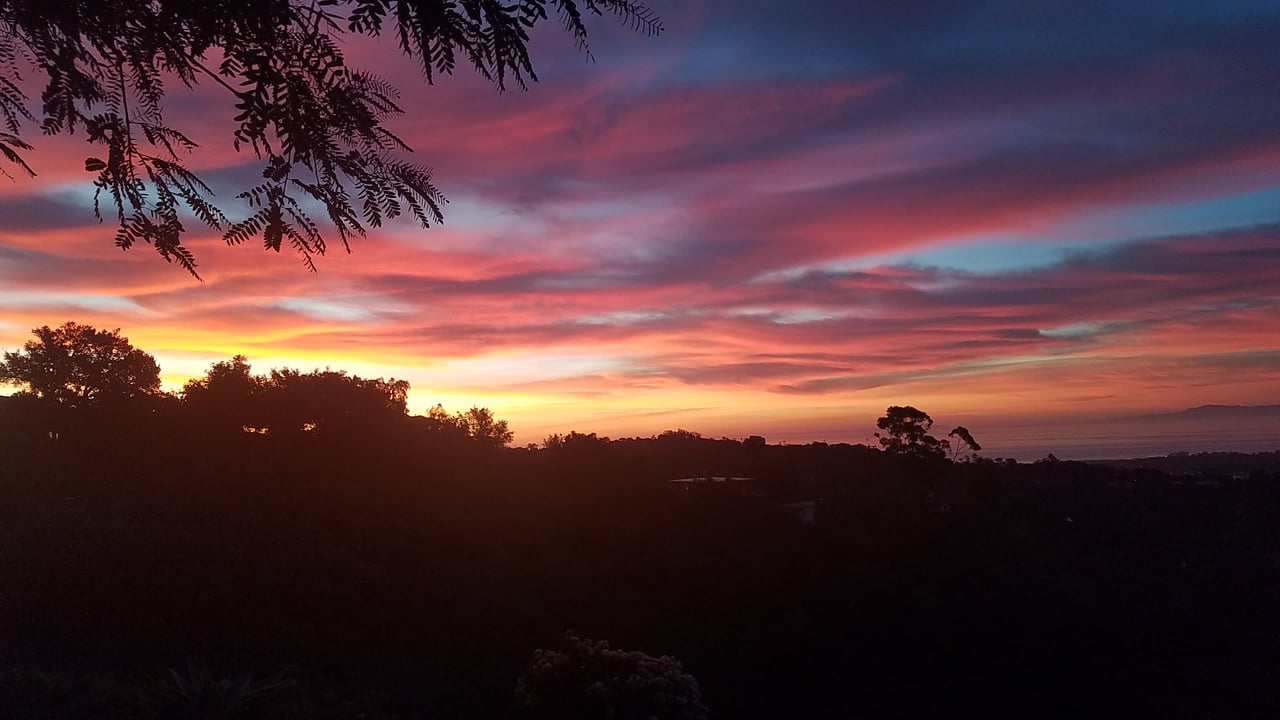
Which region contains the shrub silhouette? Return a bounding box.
[515,632,708,720]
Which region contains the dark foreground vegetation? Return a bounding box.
[2,324,1280,717]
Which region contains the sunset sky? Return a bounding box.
[2,0,1279,454]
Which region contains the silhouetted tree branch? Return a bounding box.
[0,1,662,277]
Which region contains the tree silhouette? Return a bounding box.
[181,357,411,437]
[948,425,982,461]
[0,1,661,276]
[0,322,161,408]
[181,355,266,435]
[260,367,409,436]
[453,405,514,447]
[875,405,948,460]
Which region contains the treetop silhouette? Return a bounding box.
[0,321,161,408]
[948,424,982,461]
[875,405,949,461]
[182,355,414,437]
[0,321,519,447]
[0,1,661,277]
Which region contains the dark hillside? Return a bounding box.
[3,410,1279,717]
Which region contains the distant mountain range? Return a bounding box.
[1126,404,1280,421]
